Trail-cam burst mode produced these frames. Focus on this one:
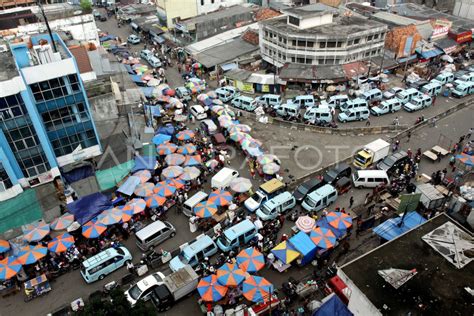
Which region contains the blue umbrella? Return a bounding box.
[242,275,274,303]
[152,133,171,145]
[157,124,175,136]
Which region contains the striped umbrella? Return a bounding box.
[184,155,202,166]
[17,245,48,265]
[165,178,185,189]
[212,99,223,105]
[23,222,50,242]
[456,153,474,166]
[0,240,10,253]
[82,220,107,238]
[125,198,146,214]
[229,132,247,142]
[197,274,228,302]
[180,166,201,181]
[295,215,316,233]
[157,142,177,155]
[257,154,280,166]
[236,247,265,273]
[218,115,233,128]
[145,195,167,208]
[230,177,252,193]
[0,257,22,280]
[50,213,74,231]
[262,162,280,175]
[98,208,123,226]
[228,124,251,134]
[242,276,274,303]
[194,201,218,218]
[246,146,264,157]
[120,207,134,222]
[208,189,233,206]
[161,166,184,179]
[134,182,155,197]
[176,129,195,141]
[211,105,224,113]
[165,153,185,166]
[132,170,152,183]
[326,212,353,230]
[216,262,246,287]
[310,227,336,249]
[48,233,75,253]
[154,182,177,197]
[205,159,219,170]
[177,144,197,155]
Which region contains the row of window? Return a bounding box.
[30,75,80,102]
[51,129,98,157]
[0,163,13,191]
[41,103,89,132]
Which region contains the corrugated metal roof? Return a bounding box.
[372,11,419,26]
[193,38,258,68]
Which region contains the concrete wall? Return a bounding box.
[453,0,474,20]
[88,92,119,122]
[298,13,333,30]
[157,0,198,28]
[193,10,254,40]
[196,0,246,15]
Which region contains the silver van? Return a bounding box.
[338,107,370,122]
[421,82,442,96]
[255,94,281,108]
[183,191,208,217]
[148,56,162,68]
[135,221,176,251]
[340,98,368,111]
[290,95,315,108]
[396,88,421,105]
[231,96,257,112]
[303,106,332,123]
[361,89,383,102]
[323,95,349,109]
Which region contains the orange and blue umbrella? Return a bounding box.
[48,233,75,253]
[120,207,134,222]
[154,182,176,197]
[236,247,265,273]
[177,143,196,155]
[194,201,218,218]
[216,262,246,287]
[152,133,171,145]
[326,212,353,230]
[134,182,155,197]
[161,166,184,179]
[310,227,336,249]
[133,170,152,183]
[456,153,474,166]
[157,142,177,155]
[23,222,50,242]
[165,153,185,166]
[125,198,146,214]
[180,166,201,181]
[270,241,300,265]
[208,189,233,206]
[17,245,48,265]
[176,129,195,141]
[197,274,228,302]
[229,132,246,142]
[242,275,274,303]
[98,208,123,226]
[50,213,74,231]
[0,239,10,253]
[165,178,185,189]
[82,219,107,238]
[145,195,166,208]
[184,155,202,166]
[0,257,22,280]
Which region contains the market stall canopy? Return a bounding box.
[131,156,156,173]
[117,176,141,196]
[373,211,426,241]
[271,241,300,265]
[313,293,352,316]
[67,192,113,225]
[288,231,317,265]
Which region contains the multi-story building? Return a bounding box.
[0,33,101,201]
[259,5,388,67]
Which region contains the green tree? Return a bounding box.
[80,0,92,13]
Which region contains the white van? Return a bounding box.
[147,56,162,68]
[190,105,207,120]
[301,184,338,213]
[338,107,370,123]
[182,191,208,217]
[303,106,332,123]
[211,167,239,189]
[135,221,176,251]
[290,95,315,108]
[324,95,349,109]
[255,94,281,108]
[352,170,390,188]
[340,98,368,111]
[361,89,383,102]
[396,88,421,105]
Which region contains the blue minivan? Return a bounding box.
[216,219,258,252]
[80,246,132,283]
[256,191,296,221]
[169,235,218,272]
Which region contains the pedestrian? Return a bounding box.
[349,196,354,208]
[407,131,411,142]
[364,193,370,205]
[266,252,275,268]
[365,118,371,126]
[432,95,437,105]
[126,260,134,274]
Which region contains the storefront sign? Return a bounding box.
[435,19,452,29]
[450,30,472,44]
[431,26,449,40]
[262,84,270,93]
[235,80,254,93]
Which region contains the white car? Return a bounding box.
[189,105,207,120]
[127,34,140,45]
[383,87,403,99]
[124,272,166,306]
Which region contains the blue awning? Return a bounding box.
[131,156,156,173]
[398,54,417,63]
[152,133,171,145]
[221,63,238,72]
[312,294,353,316]
[141,87,155,98]
[67,192,112,225]
[117,176,141,196]
[416,48,443,59]
[131,74,143,83]
[124,64,134,75]
[373,211,427,241]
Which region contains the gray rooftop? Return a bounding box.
[181,5,254,26]
[371,11,419,27]
[340,213,474,316]
[279,63,345,82]
[0,50,19,81]
[283,3,337,18]
[192,38,258,68]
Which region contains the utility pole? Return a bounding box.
[37,0,57,53]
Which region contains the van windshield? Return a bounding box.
[305,196,316,208]
[128,284,143,300]
[219,235,231,247]
[177,252,190,264]
[354,154,368,164]
[260,203,272,215]
[251,192,263,203]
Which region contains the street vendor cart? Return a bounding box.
[24,274,51,302]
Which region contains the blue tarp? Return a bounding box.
[373,211,427,241]
[62,165,94,184]
[131,156,156,173]
[317,217,346,239]
[416,48,443,59]
[131,74,143,83]
[145,105,163,117]
[67,192,112,225]
[141,87,155,98]
[202,98,213,107]
[313,294,353,316]
[117,176,141,196]
[99,35,115,42]
[124,64,135,75]
[288,231,317,266]
[157,124,175,136]
[152,133,171,145]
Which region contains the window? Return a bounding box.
[307,41,314,48]
[320,42,326,48]
[327,42,336,48]
[211,0,214,3]
[0,163,13,191]
[297,40,305,47]
[292,40,297,46]
[374,34,379,39]
[306,58,313,64]
[367,35,373,41]
[297,57,305,64]
[288,16,300,26]
[354,38,360,44]
[265,31,268,37]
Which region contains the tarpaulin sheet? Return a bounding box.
[131,74,144,83]
[157,124,175,136]
[67,192,112,225]
[312,294,353,316]
[131,156,156,173]
[316,217,346,239]
[62,165,94,184]
[416,48,443,59]
[288,231,317,266]
[96,160,135,191]
[373,211,426,241]
[117,176,141,196]
[124,64,134,74]
[0,189,42,234]
[141,87,155,98]
[99,35,115,42]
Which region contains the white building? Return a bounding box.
[453,0,474,20]
[196,0,247,15]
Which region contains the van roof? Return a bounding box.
[403,88,419,94]
[184,191,208,207]
[136,220,167,240]
[295,95,314,99]
[82,247,121,268]
[191,104,205,111]
[260,178,285,194]
[307,184,335,198]
[183,236,214,257]
[264,191,292,207]
[347,98,366,104]
[355,169,388,177]
[237,95,254,101]
[364,88,381,94]
[223,219,256,239]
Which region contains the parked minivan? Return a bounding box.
[376,151,409,175]
[431,72,454,85]
[147,56,162,68]
[370,98,402,116]
[340,98,368,111]
[403,94,432,112]
[323,95,349,109]
[169,235,218,272]
[140,49,154,61]
[245,179,286,212]
[303,106,332,123]
[255,94,281,108]
[182,191,208,217]
[396,88,421,105]
[290,95,315,108]
[231,96,257,112]
[211,167,239,189]
[452,81,474,98]
[215,86,239,102]
[421,81,442,96]
[81,246,132,283]
[199,119,218,136]
[361,88,383,103]
[135,221,176,251]
[256,191,296,221]
[277,102,300,118]
[190,105,207,120]
[338,107,370,123]
[352,170,390,188]
[301,184,338,213]
[216,219,258,252]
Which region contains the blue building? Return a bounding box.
[0,33,101,202]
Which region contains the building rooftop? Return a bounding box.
[279,63,346,82]
[261,15,385,38]
[181,5,254,25]
[283,3,338,18]
[192,38,258,68]
[0,50,18,81]
[371,11,422,27]
[340,214,474,316]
